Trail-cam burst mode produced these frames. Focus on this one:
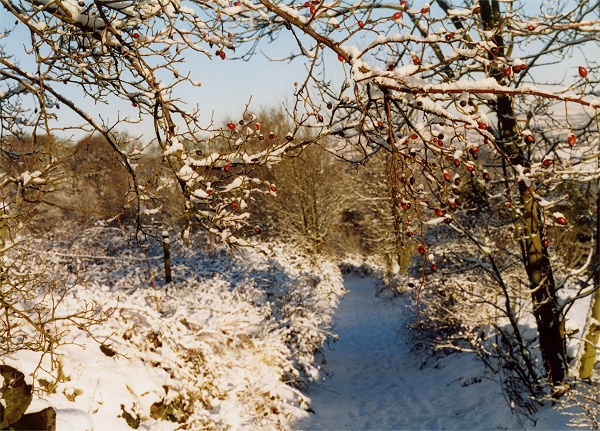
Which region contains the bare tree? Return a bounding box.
[248,108,352,258]
[231,0,599,395]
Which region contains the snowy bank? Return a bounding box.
[2,228,344,430]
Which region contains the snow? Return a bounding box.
[3,229,344,430]
[163,137,184,156]
[56,409,94,431]
[295,274,517,429]
[1,228,596,430]
[294,273,576,430]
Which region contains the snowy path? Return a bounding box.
[294,274,526,430]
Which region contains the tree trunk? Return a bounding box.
[520,181,566,387]
[577,159,600,379]
[481,0,567,388]
[578,288,600,379]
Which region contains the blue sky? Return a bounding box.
[0,6,317,141]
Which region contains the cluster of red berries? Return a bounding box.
[303,0,320,15]
[504,63,528,77]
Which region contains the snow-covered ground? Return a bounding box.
[3,228,596,430]
[295,273,574,430]
[3,228,344,430]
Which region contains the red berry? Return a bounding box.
[466,164,474,172]
[469,147,479,159]
[542,238,549,248]
[443,171,451,182]
[525,134,535,144]
[542,159,553,167]
[421,6,429,14]
[527,24,536,31]
[223,163,231,171]
[401,201,411,210]
[473,6,481,13]
[338,54,345,62]
[304,1,310,6]
[270,185,277,192]
[269,132,276,139]
[234,1,240,5]
[254,226,262,234]
[410,133,418,140]
[218,50,226,60]
[400,0,407,6]
[406,231,413,237]
[231,202,239,209]
[453,158,460,167]
[503,66,512,77]
[431,263,438,272]
[309,5,315,14]
[393,11,402,20]
[418,245,425,255]
[568,133,576,147]
[435,208,444,217]
[483,170,491,181]
[133,32,140,39]
[254,123,260,130]
[579,66,588,78]
[358,20,364,27]
[454,176,461,186]
[478,122,487,130]
[412,55,421,65]
[227,122,236,130]
[445,32,455,41]
[553,213,567,226]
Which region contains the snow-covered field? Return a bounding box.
[4,227,344,430]
[3,227,597,430]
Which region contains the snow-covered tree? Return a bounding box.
[1,0,599,401]
[238,0,599,394]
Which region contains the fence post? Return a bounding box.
[161,230,172,283]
